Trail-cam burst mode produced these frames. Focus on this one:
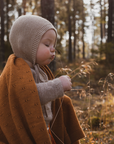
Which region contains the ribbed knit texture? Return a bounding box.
[30,65,64,127]
[31,65,64,105]
[0,54,85,144]
[35,78,64,105]
[9,15,57,65]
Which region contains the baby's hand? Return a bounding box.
[59,75,72,91]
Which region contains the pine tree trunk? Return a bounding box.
[100,0,103,59]
[107,0,113,42]
[90,0,94,58]
[107,0,114,62]
[18,8,22,16]
[41,0,56,72]
[41,0,55,24]
[73,0,76,61]
[23,0,26,15]
[77,20,80,59]
[68,0,72,62]
[103,0,106,38]
[6,0,9,42]
[0,0,5,68]
[82,0,85,59]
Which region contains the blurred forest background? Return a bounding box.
[0,0,114,143]
[1,0,114,68]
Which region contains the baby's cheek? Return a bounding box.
[44,49,50,56]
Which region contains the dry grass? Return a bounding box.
[56,60,114,144]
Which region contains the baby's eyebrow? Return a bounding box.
[43,38,54,42]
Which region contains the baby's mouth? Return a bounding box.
[51,55,55,60]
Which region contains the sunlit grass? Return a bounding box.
[56,60,114,144]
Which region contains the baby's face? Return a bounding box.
[36,29,56,65]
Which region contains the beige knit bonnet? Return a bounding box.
[9,15,57,65]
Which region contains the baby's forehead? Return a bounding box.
[41,29,57,40]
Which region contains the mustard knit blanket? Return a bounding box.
[0,54,85,144]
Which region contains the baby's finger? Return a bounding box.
[67,75,71,81]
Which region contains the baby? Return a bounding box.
[10,15,72,129]
[0,15,85,144]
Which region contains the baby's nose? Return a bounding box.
[50,47,55,52]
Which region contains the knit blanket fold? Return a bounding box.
[0,54,85,144]
[0,54,51,144]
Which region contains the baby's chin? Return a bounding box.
[44,59,53,65]
[36,59,53,66]
[37,62,51,66]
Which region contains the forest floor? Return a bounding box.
[55,59,114,144]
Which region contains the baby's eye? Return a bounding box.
[45,44,49,47]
